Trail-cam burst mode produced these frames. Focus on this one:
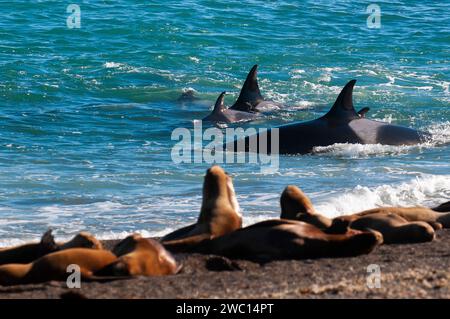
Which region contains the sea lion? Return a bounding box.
[95,234,180,277]
[280,185,332,229]
[0,230,102,266]
[193,219,382,261]
[161,165,242,251]
[329,213,435,244]
[354,206,450,229]
[0,248,117,286]
[279,185,440,243]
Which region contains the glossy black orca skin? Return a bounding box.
[229,65,282,113]
[226,80,431,155]
[202,92,261,124]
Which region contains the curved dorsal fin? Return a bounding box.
[323,80,359,120]
[230,65,264,111]
[213,92,226,114]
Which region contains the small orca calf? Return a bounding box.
[229,65,282,113]
[226,80,431,154]
[202,92,261,124]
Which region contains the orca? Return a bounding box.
[229,65,282,113]
[202,92,261,124]
[226,80,431,154]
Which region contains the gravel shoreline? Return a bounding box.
[0,229,449,299]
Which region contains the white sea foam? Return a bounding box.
[313,174,450,218]
[313,143,419,157]
[103,62,125,69]
[312,121,450,157]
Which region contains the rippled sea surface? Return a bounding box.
[0,1,449,245]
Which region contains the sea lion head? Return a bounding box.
[280,185,316,219]
[199,165,242,228]
[105,234,181,276]
[60,232,103,250]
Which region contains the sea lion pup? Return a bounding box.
[0,248,117,286]
[0,230,102,266]
[354,206,450,229]
[280,185,332,229]
[95,234,180,277]
[329,213,435,244]
[192,219,382,261]
[161,165,242,251]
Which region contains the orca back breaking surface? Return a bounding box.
[226,80,430,154]
[230,65,264,112]
[203,92,260,124]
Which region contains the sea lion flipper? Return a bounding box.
[323,80,359,120]
[40,229,59,253]
[160,223,198,242]
[162,233,212,253]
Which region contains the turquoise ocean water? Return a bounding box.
[0,1,449,245]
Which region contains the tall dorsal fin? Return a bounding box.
[323,80,359,120]
[230,65,264,112]
[213,92,226,114]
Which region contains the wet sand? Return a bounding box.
[0,229,449,299]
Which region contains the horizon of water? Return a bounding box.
[0,1,449,246]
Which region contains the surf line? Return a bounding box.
[171,121,280,173]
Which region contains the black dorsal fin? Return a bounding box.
[323,80,359,120]
[213,92,226,114]
[230,65,264,112]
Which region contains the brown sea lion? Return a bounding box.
[192,219,382,261]
[329,213,435,244]
[0,230,102,266]
[279,185,450,230]
[280,185,332,229]
[161,165,242,251]
[0,248,117,286]
[354,206,450,229]
[95,234,180,277]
